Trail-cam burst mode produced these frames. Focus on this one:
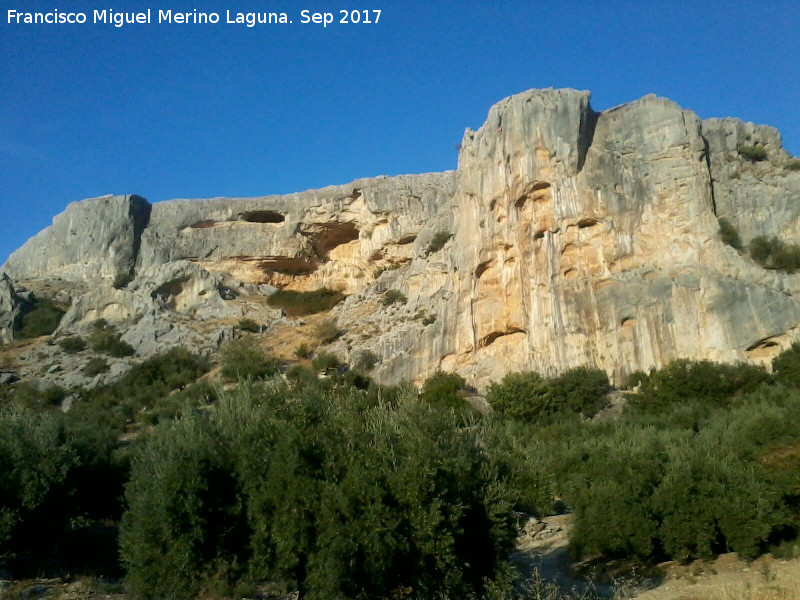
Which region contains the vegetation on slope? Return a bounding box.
[1,343,800,596]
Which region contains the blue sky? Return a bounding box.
[2,0,798,264]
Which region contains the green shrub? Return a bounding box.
[18,298,65,339]
[548,367,610,418]
[313,318,343,344]
[738,144,768,161]
[425,231,453,255]
[0,404,76,555]
[633,359,770,411]
[419,371,468,409]
[73,347,211,427]
[58,336,87,354]
[381,289,407,306]
[286,364,318,386]
[773,344,800,389]
[486,371,550,422]
[82,357,109,377]
[293,343,312,359]
[786,159,800,171]
[120,384,516,600]
[41,385,66,407]
[220,338,280,381]
[487,367,610,422]
[311,351,341,373]
[89,324,135,357]
[422,315,436,326]
[142,381,220,426]
[237,318,260,333]
[749,236,800,272]
[267,288,345,316]
[353,349,379,372]
[718,217,743,250]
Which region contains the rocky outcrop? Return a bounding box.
[0,274,28,343]
[703,118,800,245]
[2,194,150,283]
[2,88,799,388]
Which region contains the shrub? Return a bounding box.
[142,381,220,426]
[0,404,76,555]
[293,343,312,359]
[425,231,453,255]
[58,336,87,354]
[41,385,66,407]
[487,367,610,422]
[422,315,436,326]
[486,371,550,422]
[89,324,135,357]
[286,364,318,386]
[718,217,742,250]
[72,348,211,429]
[83,357,109,377]
[773,344,800,389]
[420,371,468,409]
[548,367,611,418]
[18,298,65,339]
[313,319,343,344]
[220,338,280,381]
[633,359,770,411]
[749,236,800,272]
[267,288,345,316]
[381,289,407,306]
[786,159,800,171]
[311,351,341,373]
[738,144,768,162]
[120,384,516,600]
[237,318,260,333]
[353,349,379,372]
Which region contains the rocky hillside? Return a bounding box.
[2,88,799,389]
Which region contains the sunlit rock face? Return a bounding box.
[3,88,799,387]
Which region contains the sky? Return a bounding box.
[2,0,798,264]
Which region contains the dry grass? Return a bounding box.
[635,556,800,600]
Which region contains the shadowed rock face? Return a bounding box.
[2,88,799,387]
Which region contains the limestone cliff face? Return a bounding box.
[2,88,799,387]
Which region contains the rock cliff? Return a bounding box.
[2,88,799,388]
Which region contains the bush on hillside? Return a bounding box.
[82,357,109,377]
[486,367,610,423]
[89,324,135,357]
[310,351,341,373]
[58,336,87,354]
[313,319,343,344]
[425,231,453,255]
[0,404,76,555]
[381,289,407,306]
[353,349,379,372]
[749,236,800,273]
[548,367,611,418]
[18,298,65,339]
[738,144,768,161]
[718,217,743,250]
[773,343,800,389]
[237,318,261,333]
[420,371,468,410]
[633,359,770,411]
[120,384,516,600]
[220,338,280,382]
[267,288,345,317]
